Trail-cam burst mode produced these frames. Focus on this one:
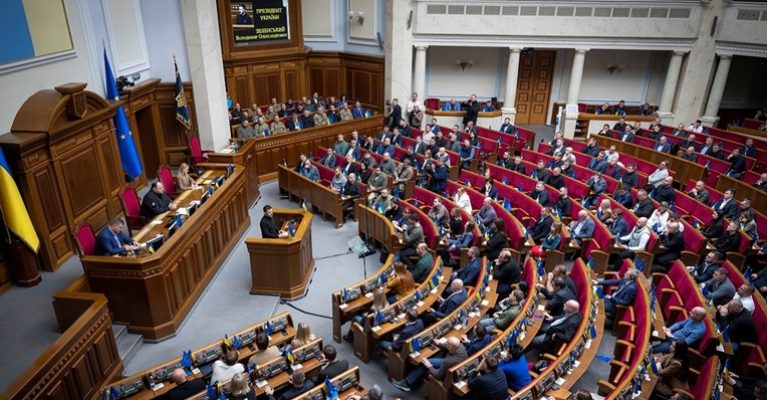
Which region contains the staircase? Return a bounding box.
[112,323,143,366]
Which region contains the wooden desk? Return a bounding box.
[205,138,261,207]
[293,367,366,400]
[246,209,315,299]
[81,165,250,340]
[716,174,766,216]
[357,204,401,253]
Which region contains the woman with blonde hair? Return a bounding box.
[343,287,387,342]
[176,162,198,191]
[387,262,416,303]
[228,372,255,400]
[295,322,316,347]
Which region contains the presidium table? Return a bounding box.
[245,208,315,299]
[80,164,250,340]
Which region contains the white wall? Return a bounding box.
[140,0,191,82]
[425,46,503,100]
[302,0,385,56]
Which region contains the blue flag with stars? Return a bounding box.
[104,49,143,179]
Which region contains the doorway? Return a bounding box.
[514,50,556,125]
[135,107,161,179]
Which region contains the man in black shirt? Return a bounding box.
[141,181,177,219]
[468,355,508,400]
[260,205,288,238]
[162,368,206,400]
[265,370,314,400]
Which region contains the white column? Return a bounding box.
[179,0,230,151]
[563,48,588,139]
[657,51,686,123]
[502,47,522,123]
[702,54,733,126]
[413,46,427,100]
[385,0,414,106]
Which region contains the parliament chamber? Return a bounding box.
[0,1,766,400]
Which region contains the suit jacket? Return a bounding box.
[728,155,746,174]
[493,259,522,295]
[610,216,629,238]
[500,123,516,134]
[468,367,508,400]
[609,280,637,306]
[740,145,757,158]
[341,163,359,176]
[662,231,684,257]
[548,312,582,342]
[162,379,206,400]
[531,189,550,207]
[141,190,172,219]
[712,198,738,220]
[716,231,740,253]
[435,289,467,318]
[654,142,672,153]
[726,309,757,345]
[705,278,736,306]
[620,171,639,189]
[693,262,720,283]
[320,154,336,168]
[531,215,554,242]
[393,319,425,350]
[632,198,654,218]
[95,228,133,256]
[572,218,595,241]
[588,158,608,173]
[315,359,349,384]
[546,287,576,316]
[269,382,315,400]
[455,258,482,286]
[287,119,303,131]
[584,144,600,157]
[620,132,635,142]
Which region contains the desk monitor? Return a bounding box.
[456,358,480,380]
[146,234,164,253]
[166,220,179,238]
[188,201,200,216]
[213,175,225,187]
[270,316,288,333]
[342,287,362,303]
[374,308,396,326]
[293,341,321,363]
[416,285,430,299]
[362,279,380,295]
[336,371,359,392]
[433,320,452,338]
[418,331,434,348]
[486,343,502,359]
[193,346,222,366]
[255,357,288,380]
[516,389,534,400]
[147,362,182,385]
[200,189,212,205]
[399,295,418,311]
[238,329,257,347]
[301,389,325,400]
[112,377,145,399]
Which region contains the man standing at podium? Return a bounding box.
[260,205,288,238]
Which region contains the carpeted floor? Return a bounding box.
[0,123,616,398]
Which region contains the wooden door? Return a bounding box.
[515,50,555,125]
[136,107,161,179]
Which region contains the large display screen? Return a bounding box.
[230,0,290,46]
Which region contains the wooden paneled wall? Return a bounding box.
[1,290,122,400]
[225,51,384,113]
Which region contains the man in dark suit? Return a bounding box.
[260,205,288,239]
[530,207,554,243]
[319,148,336,168]
[529,182,551,207]
[704,268,737,307]
[492,250,522,300]
[719,300,757,353]
[588,152,608,173]
[95,218,142,256]
[613,117,627,132]
[597,269,639,320]
[315,345,349,384]
[740,138,757,158]
[381,308,424,352]
[467,355,509,400]
[529,300,581,357]
[423,279,467,325]
[726,149,746,178]
[687,251,722,284]
[265,370,314,400]
[388,98,402,130]
[499,117,516,134]
[712,189,738,220]
[584,137,600,157]
[301,110,315,128]
[162,368,206,400]
[341,174,362,219]
[287,114,303,131]
[652,222,684,272]
[141,181,177,219]
[568,210,595,246]
[544,277,576,318]
[452,247,482,287]
[653,136,672,153]
[651,176,675,203]
[631,189,654,218]
[619,125,635,142]
[510,156,527,174]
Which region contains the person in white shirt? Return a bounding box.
[453,186,473,214]
[687,119,704,133]
[729,283,756,314]
[210,350,244,385]
[406,92,423,114]
[647,161,670,188]
[648,202,671,232]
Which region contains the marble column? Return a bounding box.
[657,51,687,123]
[563,48,588,139]
[702,54,733,126]
[501,48,522,123]
[413,46,428,100]
[179,0,230,151]
[385,0,414,105]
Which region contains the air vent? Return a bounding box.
[502,6,518,15]
[737,9,761,21]
[650,8,669,18]
[426,5,446,15]
[520,6,537,16]
[612,8,630,17]
[538,6,556,16]
[593,7,611,17]
[466,5,482,15]
[575,7,593,17]
[484,6,500,15]
[631,8,649,18]
[447,5,464,15]
[668,8,691,18]
[557,7,575,17]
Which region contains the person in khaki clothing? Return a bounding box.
[339,103,354,121]
[270,116,287,134]
[254,117,270,136]
[313,108,330,126]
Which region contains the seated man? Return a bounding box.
[95,218,143,256]
[687,180,710,205]
[610,217,650,271]
[717,300,757,353]
[299,159,320,182]
[596,269,640,320]
[530,207,555,244]
[703,267,736,307]
[141,181,177,219]
[314,345,349,384]
[543,277,576,318]
[475,197,497,231]
[492,250,522,299]
[163,368,206,400]
[265,370,314,400]
[479,289,524,331]
[529,181,551,207]
[687,251,722,284]
[568,210,595,246]
[422,279,467,326]
[379,308,423,352]
[248,332,282,366]
[449,246,482,288]
[411,243,434,283]
[651,306,708,353]
[392,337,467,392]
[467,355,508,400]
[528,300,581,358]
[651,177,675,203]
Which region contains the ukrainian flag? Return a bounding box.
[0,148,39,252]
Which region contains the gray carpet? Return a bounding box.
[0,123,605,398]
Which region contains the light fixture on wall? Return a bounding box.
[454,59,474,71]
[348,11,365,25]
[605,64,626,75]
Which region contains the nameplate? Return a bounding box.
[409,351,420,358]
[585,339,592,349]
[372,326,381,332]
[431,287,438,294]
[150,383,164,391]
[365,293,373,298]
[481,300,489,307]
[555,377,566,386]
[417,301,424,307]
[339,304,349,309]
[191,368,201,375]
[453,324,463,330]
[437,337,447,345]
[256,380,268,388]
[455,381,467,389]
[537,304,546,311]
[652,330,659,337]
[291,364,303,371]
[150,220,163,226]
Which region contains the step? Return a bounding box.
[116,332,144,366]
[112,323,128,342]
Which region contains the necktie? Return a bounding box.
[114,234,121,248]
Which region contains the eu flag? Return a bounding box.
[104,49,143,179]
[174,56,192,130]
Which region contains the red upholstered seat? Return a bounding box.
[187,135,210,165]
[681,225,707,254]
[570,259,588,306]
[121,187,145,233]
[158,165,177,198]
[424,98,440,110]
[74,222,96,257]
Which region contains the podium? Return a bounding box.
[246,209,315,299]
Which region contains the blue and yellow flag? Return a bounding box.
[0,148,39,252]
[174,56,192,130]
[104,49,143,179]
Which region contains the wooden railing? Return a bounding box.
[2,291,122,400]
